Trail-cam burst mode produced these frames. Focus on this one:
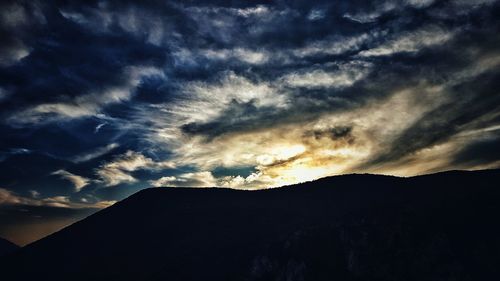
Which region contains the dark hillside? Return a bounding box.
[0,238,18,257]
[2,170,499,281]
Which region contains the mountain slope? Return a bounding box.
[0,237,19,257]
[1,170,500,281]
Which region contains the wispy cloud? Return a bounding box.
[7,66,164,126]
[358,26,455,57]
[0,188,115,209]
[280,61,372,89]
[51,170,90,192]
[73,143,119,163]
[96,151,175,186]
[150,171,217,188]
[1,0,499,195]
[343,0,435,24]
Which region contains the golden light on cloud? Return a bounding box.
[256,144,306,166]
[136,46,500,190]
[146,77,497,189]
[162,117,373,189]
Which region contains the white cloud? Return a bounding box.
[0,148,31,162]
[184,4,283,20]
[59,9,95,26]
[280,61,372,89]
[358,26,455,57]
[200,48,269,65]
[73,143,119,163]
[406,0,435,8]
[0,188,115,209]
[452,0,498,7]
[97,151,154,186]
[94,122,107,133]
[234,5,271,17]
[0,3,28,27]
[150,171,217,187]
[130,49,500,190]
[137,72,294,168]
[29,190,40,198]
[0,42,30,66]
[90,200,117,209]
[452,53,500,85]
[292,32,377,58]
[135,48,500,189]
[172,18,378,67]
[0,2,45,27]
[307,9,326,21]
[60,5,170,46]
[343,0,434,23]
[158,72,287,130]
[343,12,382,24]
[428,0,498,19]
[146,79,459,188]
[0,188,32,205]
[174,27,376,68]
[8,66,164,126]
[97,151,175,186]
[183,4,298,44]
[0,2,47,66]
[173,47,271,66]
[137,64,371,185]
[343,1,397,23]
[0,87,9,102]
[118,35,500,188]
[51,170,90,192]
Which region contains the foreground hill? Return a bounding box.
[0,238,18,257]
[1,170,500,281]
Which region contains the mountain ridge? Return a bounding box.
[2,169,500,281]
[0,237,19,257]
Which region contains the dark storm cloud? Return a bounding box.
[452,132,500,167]
[0,1,167,127]
[167,0,500,177]
[383,77,498,158]
[303,126,354,141]
[359,34,500,168]
[178,89,357,140]
[1,0,500,244]
[0,1,46,67]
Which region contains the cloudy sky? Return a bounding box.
[1,0,500,245]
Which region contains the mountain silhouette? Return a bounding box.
[0,237,18,257]
[1,170,500,281]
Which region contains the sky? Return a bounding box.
[1,0,500,245]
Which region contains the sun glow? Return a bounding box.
[253,144,358,187]
[273,164,332,186]
[256,144,306,166]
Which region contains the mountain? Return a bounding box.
[1,170,500,281]
[0,237,19,257]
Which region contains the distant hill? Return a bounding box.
[1,169,500,281]
[0,237,19,257]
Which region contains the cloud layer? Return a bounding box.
[1,0,500,243]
